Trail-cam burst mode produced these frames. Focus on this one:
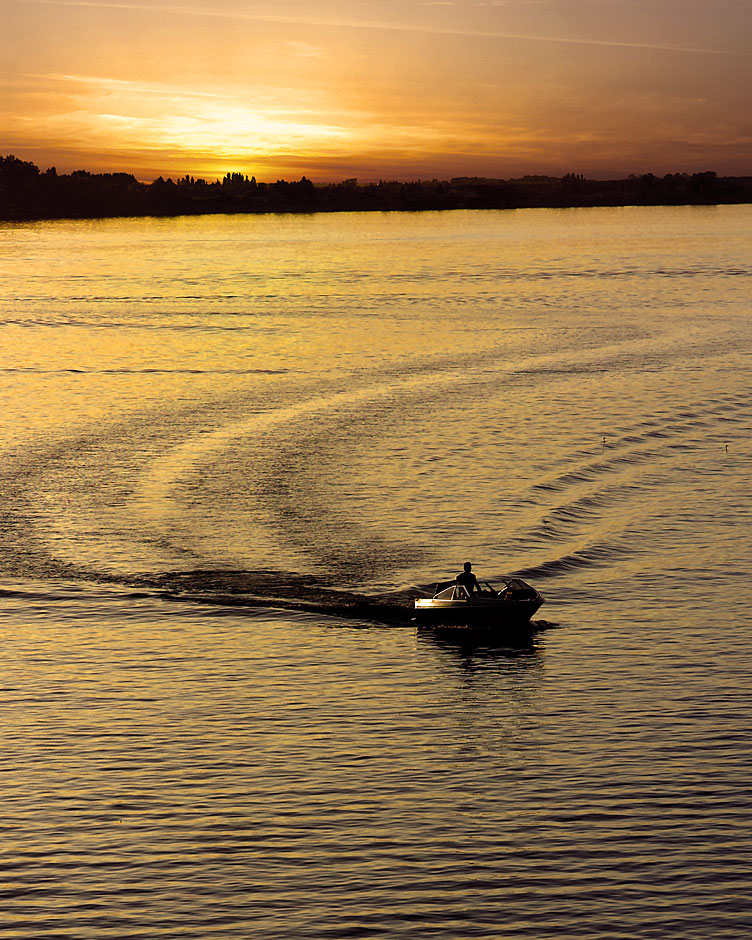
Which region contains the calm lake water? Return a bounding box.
[1,205,751,937]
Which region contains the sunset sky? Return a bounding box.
[3,0,751,181]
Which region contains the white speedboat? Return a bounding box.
[414,578,544,626]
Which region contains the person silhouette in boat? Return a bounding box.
[456,561,482,595]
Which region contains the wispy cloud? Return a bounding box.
[19,0,748,57]
[28,72,228,99]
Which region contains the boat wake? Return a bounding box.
[0,324,747,614]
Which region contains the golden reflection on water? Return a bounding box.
[1,206,751,597]
[1,582,750,939]
[1,205,752,939]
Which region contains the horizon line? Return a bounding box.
[3,154,736,184]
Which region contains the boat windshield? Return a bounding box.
[433,584,467,600]
[433,582,501,600]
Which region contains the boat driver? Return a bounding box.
[456,561,482,594]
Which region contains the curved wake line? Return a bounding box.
[132,318,731,517]
[0,316,742,588]
[503,391,752,577]
[513,545,638,580]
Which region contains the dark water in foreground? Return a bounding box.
[1,206,751,937]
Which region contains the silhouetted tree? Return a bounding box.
[2,155,751,221]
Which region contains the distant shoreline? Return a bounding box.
[2,156,751,222]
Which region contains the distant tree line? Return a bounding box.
[1,155,750,221]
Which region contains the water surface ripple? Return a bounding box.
[1,206,751,938]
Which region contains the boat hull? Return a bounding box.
[414,596,544,627]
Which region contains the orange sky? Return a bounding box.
[3,0,751,181]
